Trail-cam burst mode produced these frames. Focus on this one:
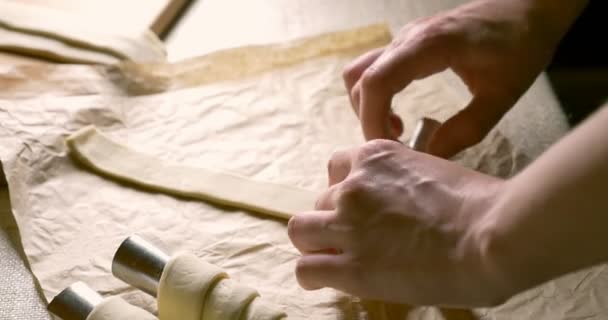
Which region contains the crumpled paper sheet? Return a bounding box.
[0,24,605,319]
[0,63,129,99]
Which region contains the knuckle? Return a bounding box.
[316,184,338,210]
[314,197,326,211]
[357,142,377,159]
[368,138,401,150]
[419,26,449,48]
[339,176,369,202]
[414,16,459,49]
[314,198,322,210]
[357,139,400,161]
[398,16,430,35]
[359,68,385,91]
[328,150,344,169]
[398,14,460,50]
[328,149,350,170]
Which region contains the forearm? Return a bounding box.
[482,103,608,297]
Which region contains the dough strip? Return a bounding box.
[66,126,317,220]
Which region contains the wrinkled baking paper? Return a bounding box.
[0,1,166,64]
[1,24,604,320]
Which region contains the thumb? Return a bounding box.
[428,95,508,158]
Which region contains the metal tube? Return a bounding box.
[407,117,442,153]
[111,235,170,297]
[48,282,103,320]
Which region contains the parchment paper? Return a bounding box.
[1,24,605,320]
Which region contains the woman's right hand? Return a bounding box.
[343,0,588,157]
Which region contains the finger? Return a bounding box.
[359,36,452,140]
[295,253,350,290]
[354,87,405,137]
[344,48,384,116]
[327,149,354,186]
[428,94,512,158]
[288,211,343,253]
[350,81,362,116]
[315,183,340,210]
[343,47,385,93]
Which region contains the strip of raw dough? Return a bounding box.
[0,1,166,63]
[66,126,317,220]
[158,253,228,320]
[0,27,118,65]
[87,296,157,320]
[119,24,391,90]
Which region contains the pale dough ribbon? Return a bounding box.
[66,126,318,220]
[0,1,166,64]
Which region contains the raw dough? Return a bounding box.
[126,23,391,90]
[0,27,118,65]
[202,279,259,320]
[158,253,228,320]
[87,296,157,320]
[66,126,318,220]
[158,253,285,320]
[0,1,166,64]
[244,299,288,320]
[0,24,390,98]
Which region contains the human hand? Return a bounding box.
[343,0,582,157]
[288,140,510,307]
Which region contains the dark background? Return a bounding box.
[548,0,608,125]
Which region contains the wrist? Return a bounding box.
[454,178,517,306]
[473,176,573,305]
[471,179,536,305]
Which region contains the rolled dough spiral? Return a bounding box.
[158,253,286,320]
